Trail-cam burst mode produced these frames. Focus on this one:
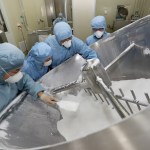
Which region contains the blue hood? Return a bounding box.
[53,22,72,43]
[28,42,53,63]
[91,16,106,30]
[0,43,25,84]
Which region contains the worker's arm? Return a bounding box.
[17,73,57,104]
[73,37,98,59]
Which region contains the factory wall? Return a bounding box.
[0,0,150,47]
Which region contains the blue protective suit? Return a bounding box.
[44,22,98,69]
[22,42,53,81]
[0,43,44,112]
[86,16,110,46]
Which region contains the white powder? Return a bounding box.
[112,78,150,102]
[0,120,9,130]
[0,121,9,140]
[57,101,79,112]
[57,90,121,141]
[57,78,150,141]
[0,130,8,139]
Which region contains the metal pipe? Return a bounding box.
[130,90,141,110]
[87,88,92,96]
[64,0,68,20]
[115,95,148,107]
[119,88,124,97]
[96,77,129,118]
[105,43,135,72]
[102,95,110,105]
[115,98,130,116]
[109,87,114,95]
[98,94,104,102]
[145,93,150,104]
[125,101,133,114]
[91,91,98,100]
[51,80,87,94]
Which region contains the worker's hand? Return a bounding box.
[87,58,100,68]
[38,92,58,105]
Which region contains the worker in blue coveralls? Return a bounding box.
[44,21,100,69]
[0,43,57,112]
[86,16,110,46]
[22,42,53,81]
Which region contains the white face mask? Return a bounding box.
[43,59,52,66]
[5,71,23,83]
[94,30,104,38]
[62,40,72,48]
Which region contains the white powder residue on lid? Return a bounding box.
[0,120,9,130]
[0,130,8,139]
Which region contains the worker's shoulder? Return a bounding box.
[22,59,33,71]
[86,34,95,42]
[44,35,56,43]
[72,36,83,41]
[105,32,110,36]
[47,34,55,39]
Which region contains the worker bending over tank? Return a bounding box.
[44,22,100,69]
[0,43,57,112]
[22,42,52,81]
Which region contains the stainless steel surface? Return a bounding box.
[50,81,87,94]
[27,32,39,49]
[105,43,135,72]
[27,27,51,49]
[54,0,65,17]
[1,15,150,150]
[37,27,51,35]
[90,15,150,70]
[92,62,112,87]
[64,0,72,21]
[0,95,65,149]
[96,77,129,118]
[82,64,107,94]
[45,0,56,27]
[50,60,112,95]
[0,92,27,122]
[0,31,7,43]
[0,54,86,149]
[21,106,150,150]
[113,20,131,31]
[39,54,86,90]
[45,0,72,27]
[50,59,112,94]
[49,60,120,116]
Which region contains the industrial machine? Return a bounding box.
[1,15,150,150]
[0,31,7,43]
